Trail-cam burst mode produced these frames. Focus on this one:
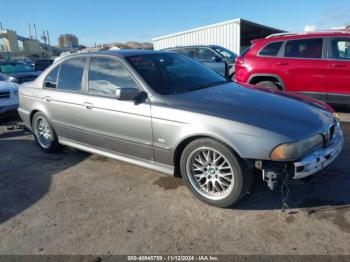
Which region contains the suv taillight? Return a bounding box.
[235,56,244,65]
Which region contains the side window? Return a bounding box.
[57,57,86,92]
[259,41,283,56]
[330,38,350,60]
[284,38,323,59]
[44,66,59,88]
[197,48,217,60]
[88,57,139,97]
[175,48,196,59]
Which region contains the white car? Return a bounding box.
[0,74,19,114]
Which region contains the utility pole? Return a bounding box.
[46,30,51,46]
[28,23,32,39]
[47,31,51,57]
[0,22,3,30]
[41,31,47,45]
[34,24,38,40]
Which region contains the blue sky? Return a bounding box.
[1,0,349,46]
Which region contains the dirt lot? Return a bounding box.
[0,116,349,255]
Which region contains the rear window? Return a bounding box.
[57,57,86,92]
[259,41,283,56]
[284,38,323,59]
[240,44,254,56]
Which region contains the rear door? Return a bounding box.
[41,57,88,142]
[326,37,350,103]
[277,38,328,100]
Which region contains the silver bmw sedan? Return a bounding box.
[18,50,343,207]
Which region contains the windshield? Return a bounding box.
[0,63,34,74]
[211,46,237,60]
[126,53,227,95]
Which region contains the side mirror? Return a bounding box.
[44,81,56,88]
[115,88,145,101]
[213,55,223,62]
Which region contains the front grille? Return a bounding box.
[323,123,336,147]
[0,91,10,99]
[329,124,335,141]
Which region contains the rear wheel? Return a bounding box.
[256,80,280,90]
[32,112,61,153]
[180,138,252,207]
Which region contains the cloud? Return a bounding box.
[316,6,350,28]
[304,25,316,32]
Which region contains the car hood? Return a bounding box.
[9,71,41,83]
[163,82,335,140]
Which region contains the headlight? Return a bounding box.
[332,112,340,121]
[8,76,19,83]
[270,134,323,160]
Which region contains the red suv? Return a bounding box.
[235,30,350,104]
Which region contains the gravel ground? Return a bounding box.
[0,116,349,255]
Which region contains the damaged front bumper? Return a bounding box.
[256,122,344,190]
[293,125,344,179]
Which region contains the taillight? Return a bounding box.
[235,56,244,65]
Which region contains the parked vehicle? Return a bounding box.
[34,59,54,71]
[0,61,41,83]
[0,76,19,114]
[166,45,237,79]
[18,51,343,207]
[235,30,350,104]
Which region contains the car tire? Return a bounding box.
[180,138,253,207]
[256,81,280,90]
[32,112,61,153]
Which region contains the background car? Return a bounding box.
[235,30,350,105]
[0,75,19,114]
[166,45,237,79]
[0,61,41,83]
[34,59,54,71]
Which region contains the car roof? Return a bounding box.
[99,50,165,56]
[260,31,350,42]
[166,45,216,49]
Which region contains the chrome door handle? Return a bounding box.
[83,102,93,109]
[44,96,51,102]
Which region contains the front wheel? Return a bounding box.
[32,112,61,153]
[180,138,252,207]
[255,80,280,90]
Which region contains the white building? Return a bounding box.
[152,18,284,54]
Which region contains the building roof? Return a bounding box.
[152,18,284,41]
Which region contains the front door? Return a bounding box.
[80,56,153,161]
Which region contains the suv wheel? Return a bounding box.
[256,81,280,90]
[32,112,61,153]
[180,138,253,207]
